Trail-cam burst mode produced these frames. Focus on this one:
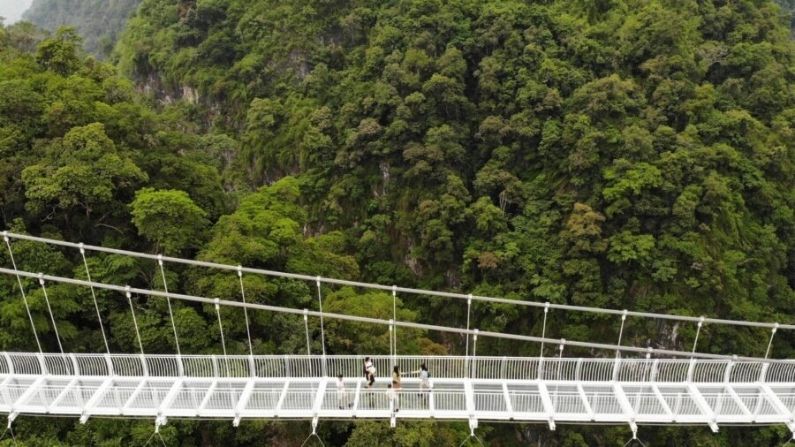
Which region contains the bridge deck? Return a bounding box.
[2,354,795,431]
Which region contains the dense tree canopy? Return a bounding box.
[0,0,794,444]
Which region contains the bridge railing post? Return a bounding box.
[177,354,184,378]
[104,353,114,376]
[389,319,395,373]
[686,358,696,383]
[3,352,13,376]
[758,361,771,384]
[69,353,80,377]
[471,329,479,379]
[284,354,290,378]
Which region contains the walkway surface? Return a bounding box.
[2,353,795,433]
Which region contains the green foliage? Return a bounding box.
[1,0,795,444]
[130,188,208,254]
[344,420,463,447]
[22,123,147,221]
[34,26,82,74]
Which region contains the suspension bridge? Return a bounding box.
[0,231,794,445]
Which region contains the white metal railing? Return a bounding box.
[3,353,795,384]
[2,379,794,429]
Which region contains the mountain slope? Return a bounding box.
[23,0,141,57]
[116,0,795,343]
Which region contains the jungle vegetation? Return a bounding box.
[0,0,794,445]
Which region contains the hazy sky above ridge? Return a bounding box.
[0,0,34,24]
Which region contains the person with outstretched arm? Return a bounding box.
[409,363,431,401]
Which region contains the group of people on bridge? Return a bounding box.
[335,358,431,412]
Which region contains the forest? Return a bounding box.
[0,0,794,445]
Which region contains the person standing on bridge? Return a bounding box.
[391,365,401,411]
[386,383,399,412]
[392,365,402,390]
[363,357,372,379]
[364,357,376,409]
[411,363,431,401]
[364,357,376,388]
[336,374,351,409]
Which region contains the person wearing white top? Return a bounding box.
[363,357,376,387]
[386,383,398,412]
[336,374,350,409]
[410,363,431,404]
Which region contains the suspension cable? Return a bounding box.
[37,274,64,355]
[157,255,181,357]
[144,424,167,447]
[304,309,313,377]
[304,309,311,355]
[554,339,565,406]
[237,266,254,357]
[0,420,17,446]
[5,232,790,331]
[80,244,110,355]
[315,277,326,358]
[465,294,472,357]
[392,285,397,357]
[316,277,327,377]
[691,317,705,357]
[765,323,779,360]
[3,233,42,353]
[539,302,550,359]
[300,421,326,447]
[470,323,479,378]
[1,267,781,361]
[125,286,145,357]
[622,427,648,447]
[615,310,628,359]
[214,298,231,378]
[457,431,485,447]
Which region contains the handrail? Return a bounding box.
[3,353,795,384]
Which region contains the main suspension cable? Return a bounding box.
[5,231,790,332]
[1,267,779,362]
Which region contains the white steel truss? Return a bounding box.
[0,353,794,434]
